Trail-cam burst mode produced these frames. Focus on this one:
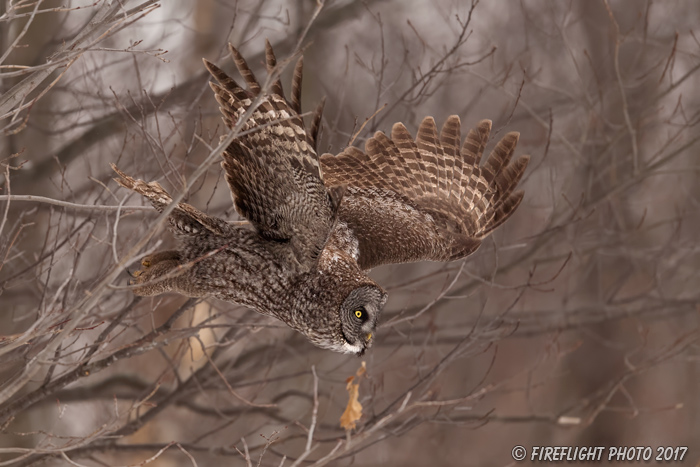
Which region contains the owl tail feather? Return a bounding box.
[111,164,229,237]
[111,164,174,211]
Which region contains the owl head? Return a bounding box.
[287,254,387,355]
[334,284,387,355]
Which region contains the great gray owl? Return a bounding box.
[113,41,529,355]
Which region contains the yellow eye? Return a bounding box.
[354,309,363,319]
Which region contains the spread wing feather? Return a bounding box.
[321,118,529,270]
[203,41,528,271]
[203,41,341,270]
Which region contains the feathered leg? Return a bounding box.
[112,165,216,296]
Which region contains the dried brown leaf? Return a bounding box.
[339,361,367,430]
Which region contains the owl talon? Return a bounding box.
[129,257,151,281]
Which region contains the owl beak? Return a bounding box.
[364,332,373,350]
[354,333,373,357]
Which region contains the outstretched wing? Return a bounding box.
[204,41,342,269]
[321,118,529,270]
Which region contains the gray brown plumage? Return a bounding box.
[113,41,529,354]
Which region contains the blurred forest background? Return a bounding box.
[1,0,699,465]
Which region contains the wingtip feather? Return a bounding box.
[228,42,260,93]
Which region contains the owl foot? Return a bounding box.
[127,270,143,286]
[127,258,151,284]
[127,250,182,290]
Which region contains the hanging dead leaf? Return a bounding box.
[339,362,367,430]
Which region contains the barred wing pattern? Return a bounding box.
[321,118,529,270]
[204,42,342,270]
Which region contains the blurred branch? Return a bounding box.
[0,0,160,125]
[0,194,154,212]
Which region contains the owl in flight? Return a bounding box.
[113,41,529,355]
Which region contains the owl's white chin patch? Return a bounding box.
[341,341,363,354]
